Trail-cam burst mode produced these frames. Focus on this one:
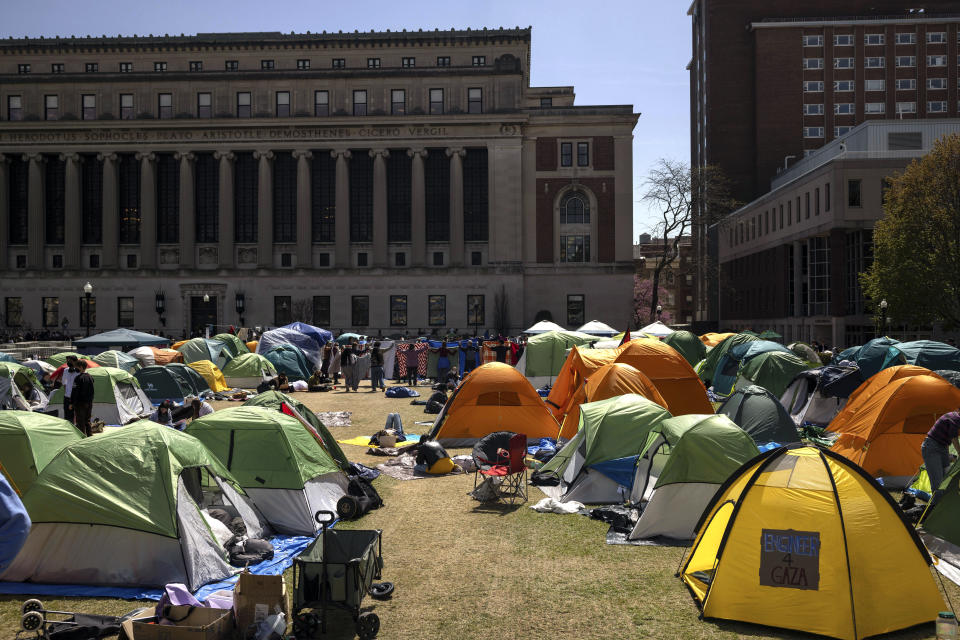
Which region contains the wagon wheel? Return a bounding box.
[21,611,44,632]
[356,612,380,639]
[21,599,43,615]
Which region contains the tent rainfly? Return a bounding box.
[187,360,229,392]
[221,353,278,388]
[515,330,598,389]
[717,385,800,446]
[638,321,674,338]
[177,338,234,369]
[0,363,47,411]
[91,350,142,373]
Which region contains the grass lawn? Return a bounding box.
[1,381,957,639]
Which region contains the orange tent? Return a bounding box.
[700,332,736,347]
[613,340,713,415]
[830,374,960,481]
[151,347,184,365]
[828,365,940,433]
[557,363,667,439]
[428,362,560,447]
[545,347,621,420]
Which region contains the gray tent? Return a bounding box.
[717,385,800,445]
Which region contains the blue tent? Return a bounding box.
[257,328,323,367]
[711,340,792,397]
[888,340,960,371]
[74,328,169,353]
[853,337,903,379]
[281,322,333,349]
[263,344,313,381]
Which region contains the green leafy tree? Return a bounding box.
[863,133,960,328]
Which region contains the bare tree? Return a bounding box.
[291,298,312,324]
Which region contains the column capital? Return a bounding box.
[212,150,234,161]
[58,152,81,163]
[174,150,195,162]
[23,152,45,164]
[407,147,428,158]
[369,148,391,159]
[97,151,118,163]
[253,150,274,161]
[135,151,156,162]
[330,149,352,160]
[292,149,314,160]
[445,147,466,158]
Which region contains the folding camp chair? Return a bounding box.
[475,432,528,504]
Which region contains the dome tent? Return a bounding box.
[0,362,47,411]
[262,344,313,382]
[613,339,713,416]
[735,350,812,398]
[92,349,141,373]
[0,422,267,590]
[0,411,83,495]
[257,328,324,368]
[48,367,152,425]
[280,322,333,351]
[780,366,862,429]
[661,330,707,367]
[710,339,793,397]
[717,385,800,446]
[135,365,196,404]
[243,390,349,469]
[515,330,598,389]
[827,365,939,434]
[221,353,278,388]
[177,338,234,369]
[696,333,760,386]
[545,346,622,422]
[186,406,348,535]
[44,352,84,368]
[168,362,210,395]
[212,333,249,358]
[127,346,184,368]
[186,360,229,392]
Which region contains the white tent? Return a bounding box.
[639,321,675,337]
[523,320,566,335]
[576,320,619,337]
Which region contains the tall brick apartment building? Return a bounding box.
[688,0,960,328]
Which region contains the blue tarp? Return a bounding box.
[591,455,640,489]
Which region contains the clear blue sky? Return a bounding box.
[2,0,691,239]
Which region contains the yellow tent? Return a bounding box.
[681,445,942,640]
[186,359,229,392]
[700,332,736,347]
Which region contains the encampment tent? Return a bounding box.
[135,365,196,404]
[536,394,672,504]
[576,320,619,337]
[628,414,758,540]
[0,362,46,411]
[127,346,184,368]
[0,411,83,495]
[681,445,943,640]
[75,328,169,351]
[186,360,229,392]
[613,340,713,415]
[827,365,938,434]
[0,353,18,363]
[545,347,622,421]
[780,366,862,428]
[262,344,313,382]
[45,352,83,368]
[717,385,800,445]
[167,363,209,395]
[257,328,324,367]
[699,332,736,348]
[48,367,153,425]
[515,330,598,389]
[661,330,707,367]
[211,333,249,358]
[735,350,811,398]
[638,321,674,338]
[243,390,349,469]
[0,422,267,589]
[221,353,277,388]
[92,350,141,373]
[846,336,903,379]
[893,340,960,371]
[919,458,960,583]
[177,338,234,369]
[787,342,821,364]
[711,339,793,397]
[428,362,560,447]
[696,333,760,386]
[280,322,333,351]
[523,320,566,335]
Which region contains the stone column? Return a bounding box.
[332,149,351,267]
[293,150,313,268]
[370,149,389,267]
[0,155,8,270]
[98,152,118,268]
[213,151,234,268]
[175,151,195,268]
[136,152,156,267]
[408,148,427,266]
[25,153,45,269]
[60,152,81,269]
[792,239,803,322]
[446,147,465,266]
[254,150,274,268]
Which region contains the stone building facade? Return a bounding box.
[0,29,638,337]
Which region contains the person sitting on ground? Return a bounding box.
[276,372,290,392]
[190,397,214,420]
[151,399,176,428]
[307,368,325,391]
[443,367,460,391]
[22,382,43,409]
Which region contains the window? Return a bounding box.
[864,102,885,114]
[118,154,140,244]
[577,142,589,167]
[834,103,855,115]
[560,235,590,262]
[928,101,948,113]
[472,56,486,66]
[44,95,59,121]
[864,33,885,45]
[895,101,916,114]
[89,254,99,268]
[51,63,64,73]
[803,104,824,115]
[317,253,330,267]
[225,60,238,71]
[825,183,831,211]
[276,91,290,117]
[896,56,916,67]
[313,296,330,326]
[803,127,824,138]
[835,125,853,136]
[351,297,370,327]
[428,295,446,327]
[864,57,885,68]
[296,59,310,70]
[154,61,167,72]
[815,187,820,215]
[896,32,916,45]
[802,35,823,47]
[190,61,202,72]
[433,251,444,266]
[42,297,59,327]
[927,55,947,67]
[315,90,329,116]
[848,179,862,207]
[237,92,251,118]
[402,57,416,68]
[834,34,854,46]
[17,64,30,74]
[357,252,368,267]
[280,252,292,267]
[78,294,96,327]
[928,32,947,44]
[804,58,824,69]
[865,79,885,91]
[15,255,25,269]
[273,296,291,326]
[804,81,824,92]
[436,56,450,67]
[119,62,132,72]
[81,94,96,120]
[261,59,275,70]
[429,88,444,115]
[158,93,173,119]
[467,87,482,114]
[540,97,553,107]
[353,90,367,116]
[834,80,854,92]
[391,89,405,115]
[896,78,916,90]
[120,93,134,120]
[51,253,63,268]
[560,142,572,167]
[197,92,212,118]
[390,295,407,326]
[395,252,406,266]
[117,297,134,327]
[834,57,854,69]
[927,78,948,90]
[7,95,22,121]
[5,298,22,327]
[468,295,485,327]
[567,294,585,327]
[471,251,482,266]
[332,58,345,69]
[366,58,380,69]
[805,192,811,219]
[85,62,98,72]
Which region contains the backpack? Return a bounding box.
[425,391,447,414]
[336,476,384,520]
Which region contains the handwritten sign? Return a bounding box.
[759,529,820,591]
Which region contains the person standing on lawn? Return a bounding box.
[922,409,960,505]
[369,341,386,392]
[60,355,81,425]
[70,360,95,437]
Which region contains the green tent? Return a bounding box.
[0,410,83,495]
[4,421,266,589]
[48,366,153,425]
[168,362,210,394]
[186,406,348,535]
[221,353,277,388]
[45,351,83,367]
[135,365,195,403]
[695,333,760,386]
[0,362,47,410]
[176,338,233,369]
[737,350,812,398]
[717,384,800,445]
[263,344,313,381]
[628,414,759,540]
[921,458,960,550]
[92,349,141,373]
[661,330,707,367]
[243,390,348,468]
[213,333,250,358]
[537,393,673,504]
[788,342,821,365]
[521,331,599,380]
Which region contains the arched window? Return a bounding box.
[560,191,590,224]
[558,190,592,263]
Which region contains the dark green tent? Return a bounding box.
[243,390,348,469]
[661,330,707,367]
[696,333,761,386]
[717,384,800,445]
[134,365,193,403]
[167,363,210,394]
[921,459,960,546]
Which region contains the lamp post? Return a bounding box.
[155,290,166,327]
[82,282,93,337]
[656,304,663,322]
[879,299,888,338]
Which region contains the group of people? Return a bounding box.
[149,396,215,430]
[57,356,96,436]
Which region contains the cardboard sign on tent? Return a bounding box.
[221,353,278,389]
[613,340,713,416]
[186,360,229,392]
[427,362,560,447]
[717,385,800,446]
[0,421,268,590]
[557,363,667,440]
[0,411,83,495]
[47,367,153,425]
[681,445,943,640]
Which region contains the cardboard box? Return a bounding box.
[234,571,288,639]
[120,606,234,640]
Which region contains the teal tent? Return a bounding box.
[891,341,960,371]
[263,344,313,381]
[135,365,194,403]
[75,328,169,351]
[92,350,141,373]
[167,363,210,394]
[695,333,760,386]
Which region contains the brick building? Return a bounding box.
[633,234,696,327]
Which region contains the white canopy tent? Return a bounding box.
[523,320,566,335]
[576,320,619,337]
[639,321,675,338]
